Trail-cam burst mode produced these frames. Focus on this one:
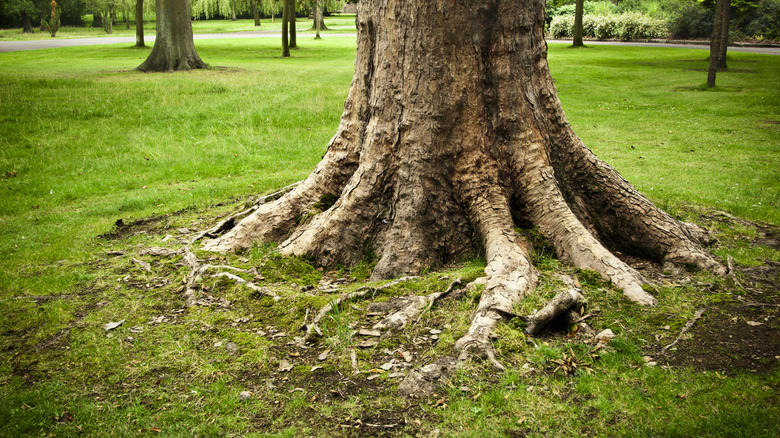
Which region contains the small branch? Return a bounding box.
[663,308,706,352]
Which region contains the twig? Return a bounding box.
[663,308,706,352]
[525,288,583,336]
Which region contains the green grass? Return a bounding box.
[0,16,357,40]
[0,39,778,437]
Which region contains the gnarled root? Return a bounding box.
[453,192,538,370]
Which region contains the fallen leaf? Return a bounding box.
[278,360,293,372]
[102,320,125,331]
[746,321,763,326]
[357,339,379,348]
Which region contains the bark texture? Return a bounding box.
[136,0,207,72]
[203,0,723,360]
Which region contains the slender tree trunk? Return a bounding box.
[281,0,290,57]
[40,11,45,31]
[708,0,727,87]
[125,8,130,29]
[314,0,321,39]
[136,0,208,72]
[205,0,725,366]
[93,12,103,28]
[136,0,145,47]
[252,0,261,26]
[288,0,297,48]
[231,1,237,21]
[573,0,584,47]
[21,11,34,33]
[718,1,730,71]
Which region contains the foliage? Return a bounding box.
[742,0,780,39]
[666,0,716,39]
[551,12,668,40]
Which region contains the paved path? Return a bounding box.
[1,31,778,55]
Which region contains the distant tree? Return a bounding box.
[288,0,296,48]
[1,0,40,33]
[259,0,282,22]
[137,0,208,71]
[572,0,584,47]
[708,0,729,87]
[718,1,731,70]
[281,0,290,56]
[135,0,145,47]
[252,0,260,26]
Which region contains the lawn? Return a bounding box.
[0,38,778,437]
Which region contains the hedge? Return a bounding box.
[550,12,668,41]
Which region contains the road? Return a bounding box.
[1,31,778,55]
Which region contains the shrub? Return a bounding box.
[550,12,667,41]
[744,0,780,40]
[667,1,714,39]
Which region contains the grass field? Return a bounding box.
[0,37,778,437]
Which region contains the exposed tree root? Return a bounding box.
[525,288,583,336]
[140,246,277,307]
[372,278,462,332]
[304,276,420,341]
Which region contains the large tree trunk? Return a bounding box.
[136,0,145,47]
[21,11,34,33]
[92,12,104,28]
[136,0,208,72]
[572,0,584,47]
[204,0,724,363]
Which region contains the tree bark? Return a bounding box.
[22,11,34,33]
[136,0,145,47]
[708,0,727,87]
[717,0,730,71]
[204,0,724,363]
[136,0,208,72]
[314,0,321,39]
[573,0,584,47]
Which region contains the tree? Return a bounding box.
[708,0,730,87]
[252,0,260,26]
[202,0,724,369]
[136,0,208,72]
[288,0,296,48]
[135,0,144,47]
[572,0,584,47]
[718,0,731,70]
[281,0,290,57]
[1,0,40,33]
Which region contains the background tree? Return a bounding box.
[572,0,584,46]
[137,0,208,72]
[718,0,731,70]
[136,0,145,47]
[258,0,282,21]
[252,0,260,26]
[203,0,725,367]
[1,0,40,33]
[281,0,290,56]
[708,0,729,87]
